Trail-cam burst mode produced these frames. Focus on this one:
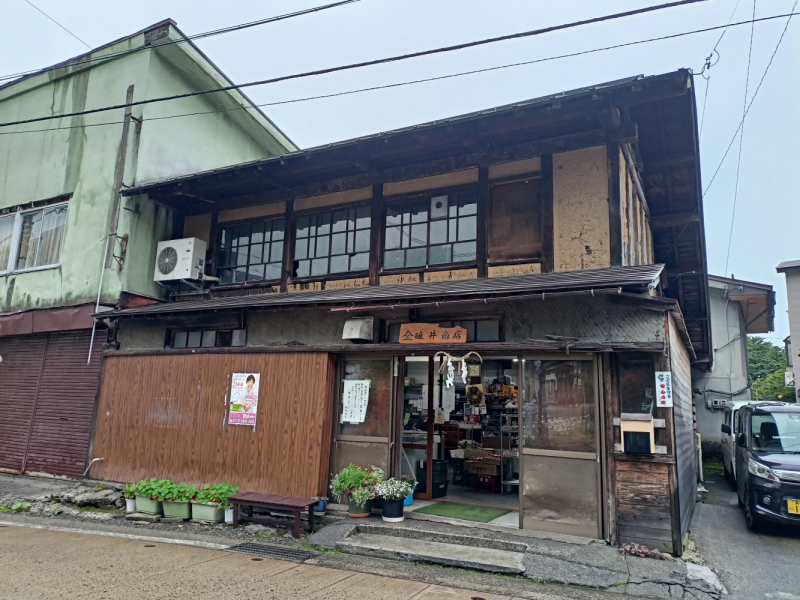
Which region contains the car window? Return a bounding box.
[751,412,800,452]
[733,409,739,434]
[723,409,730,430]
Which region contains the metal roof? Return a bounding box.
[777,260,800,272]
[104,264,664,318]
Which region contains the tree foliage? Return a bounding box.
[747,336,795,401]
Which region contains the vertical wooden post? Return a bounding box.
[476,166,489,278]
[607,143,623,268]
[602,353,619,546]
[661,319,683,556]
[280,199,295,293]
[540,154,555,273]
[369,183,384,286]
[105,85,135,269]
[206,211,219,278]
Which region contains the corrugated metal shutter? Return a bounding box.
[0,335,47,472]
[24,331,103,478]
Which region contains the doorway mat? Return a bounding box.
[412,501,510,523]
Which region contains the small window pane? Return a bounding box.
[454,321,475,342]
[187,331,202,348]
[294,238,308,260]
[458,192,478,215]
[453,241,476,262]
[173,331,188,349]
[265,263,282,280]
[251,222,265,244]
[294,260,310,278]
[430,220,447,244]
[351,252,369,271]
[218,248,232,268]
[234,267,247,282]
[232,329,247,347]
[272,220,285,241]
[247,264,264,281]
[476,320,500,342]
[330,254,349,273]
[219,229,230,248]
[384,249,404,269]
[331,232,347,255]
[356,206,371,229]
[233,225,250,246]
[411,201,428,223]
[219,269,232,284]
[458,216,477,241]
[430,195,448,219]
[354,230,370,253]
[409,223,426,248]
[296,216,310,238]
[429,244,451,265]
[216,330,233,347]
[311,257,328,276]
[248,244,263,265]
[317,213,331,235]
[236,248,248,267]
[347,231,355,254]
[406,247,426,268]
[315,235,330,258]
[449,219,458,243]
[16,210,42,270]
[332,210,348,232]
[201,330,216,347]
[388,323,401,343]
[269,241,283,262]
[37,205,67,267]
[386,207,401,226]
[385,227,401,250]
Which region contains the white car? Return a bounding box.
[721,400,755,483]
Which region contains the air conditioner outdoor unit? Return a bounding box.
[153,237,207,282]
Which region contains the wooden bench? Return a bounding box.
[229,492,315,538]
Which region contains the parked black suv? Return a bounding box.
[735,402,800,530]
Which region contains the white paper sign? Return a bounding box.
[342,380,371,424]
[655,371,673,408]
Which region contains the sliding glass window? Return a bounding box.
[384,189,477,270]
[293,206,371,278]
[218,218,285,284]
[0,203,68,274]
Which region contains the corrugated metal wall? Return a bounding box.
[0,331,102,478]
[89,352,336,498]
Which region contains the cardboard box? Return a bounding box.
[464,449,493,459]
[465,461,499,476]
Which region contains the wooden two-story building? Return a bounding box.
[88,70,709,555]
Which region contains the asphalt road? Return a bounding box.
[691,466,800,600]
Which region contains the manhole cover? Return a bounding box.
[232,543,317,562]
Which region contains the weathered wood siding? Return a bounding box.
[616,461,673,552]
[89,352,336,498]
[669,312,697,541]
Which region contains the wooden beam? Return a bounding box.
[607,143,623,268]
[650,211,700,229]
[369,183,383,286]
[621,144,650,219]
[540,154,555,273]
[280,199,294,293]
[476,167,489,278]
[603,354,619,547]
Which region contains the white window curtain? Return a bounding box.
[10,204,68,271]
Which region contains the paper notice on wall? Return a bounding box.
[655,371,673,408]
[229,373,260,427]
[342,380,371,424]
[442,385,456,412]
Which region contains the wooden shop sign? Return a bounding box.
[398,323,468,344]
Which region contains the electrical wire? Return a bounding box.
[22,0,92,50]
[723,0,758,276]
[0,0,360,83]
[0,0,712,128]
[1,10,797,137]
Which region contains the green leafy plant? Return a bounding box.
[122,483,137,500]
[162,482,198,502]
[348,486,375,506]
[133,478,173,501]
[11,502,31,513]
[329,464,372,502]
[194,483,239,505]
[376,478,413,500]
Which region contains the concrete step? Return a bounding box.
[336,532,525,574]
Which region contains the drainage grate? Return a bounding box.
[232,543,317,562]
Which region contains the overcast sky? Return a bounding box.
[2,0,798,344]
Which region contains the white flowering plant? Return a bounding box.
[376,478,414,501]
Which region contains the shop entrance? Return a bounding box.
[519,356,602,538]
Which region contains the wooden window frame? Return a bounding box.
[215,216,286,287]
[487,174,547,268]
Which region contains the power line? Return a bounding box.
[4,8,798,140]
[661,2,796,263]
[724,0,757,276]
[0,0,360,83]
[2,10,797,137]
[0,0,711,128]
[22,0,92,50]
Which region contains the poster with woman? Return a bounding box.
[229,373,260,426]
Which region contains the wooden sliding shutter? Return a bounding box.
[488,179,543,263]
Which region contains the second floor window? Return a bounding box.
[293,206,371,278]
[0,203,68,274]
[218,219,285,284]
[384,189,477,270]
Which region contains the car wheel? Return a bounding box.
[744,487,761,531]
[737,485,744,506]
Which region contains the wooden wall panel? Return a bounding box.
[89,352,335,498]
[616,460,673,551]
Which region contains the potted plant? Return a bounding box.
[134,479,171,515]
[223,500,234,525]
[376,478,413,522]
[330,464,380,518]
[123,483,137,514]
[191,483,239,523]
[161,482,197,519]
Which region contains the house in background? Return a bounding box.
[777,260,800,401]
[0,20,295,479]
[90,70,709,554]
[692,275,775,455]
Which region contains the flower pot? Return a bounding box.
[381,499,405,522]
[347,497,373,518]
[135,495,163,516]
[162,500,191,519]
[313,498,327,516]
[125,498,136,514]
[224,508,234,525]
[191,501,224,523]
